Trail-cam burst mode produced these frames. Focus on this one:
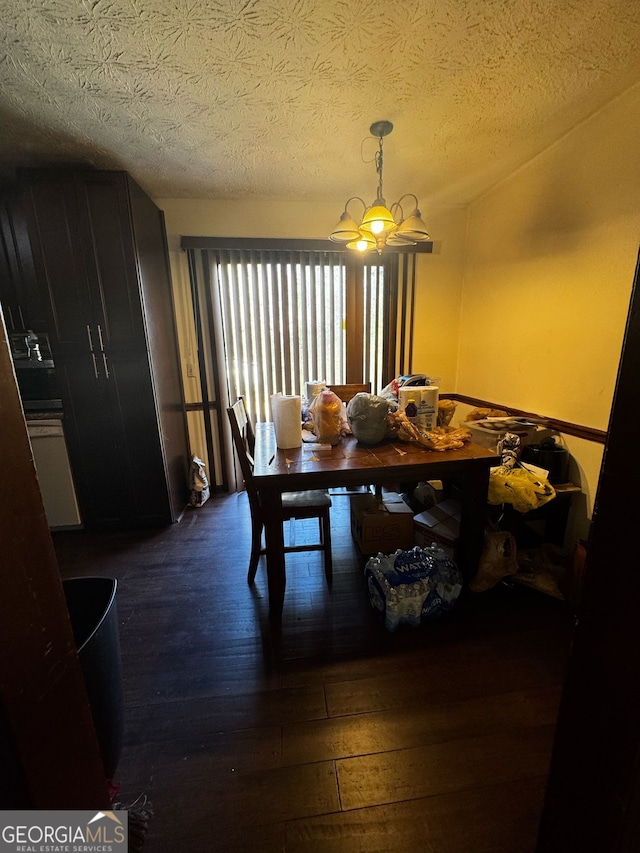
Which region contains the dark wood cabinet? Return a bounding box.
[0,189,47,332]
[19,169,189,529]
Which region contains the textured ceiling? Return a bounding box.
[1,0,639,208]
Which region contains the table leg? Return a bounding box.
[456,464,492,584]
[261,487,286,622]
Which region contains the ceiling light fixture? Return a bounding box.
[329,120,431,253]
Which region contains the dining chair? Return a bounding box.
[326,382,371,403]
[227,398,333,585]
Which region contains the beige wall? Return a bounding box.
[458,82,640,524]
[411,207,467,392]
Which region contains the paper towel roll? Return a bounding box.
[270,394,302,448]
[399,386,439,430]
[305,381,326,402]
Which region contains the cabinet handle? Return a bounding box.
[18,305,25,329]
[97,324,105,351]
[102,352,110,379]
[91,352,99,379]
[7,305,14,329]
[86,325,94,351]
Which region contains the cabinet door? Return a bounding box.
[0,197,22,331]
[104,349,173,524]
[74,173,146,351]
[0,192,46,332]
[54,345,172,528]
[20,176,95,352]
[54,353,127,528]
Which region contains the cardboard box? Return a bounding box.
[413,498,461,556]
[350,492,415,555]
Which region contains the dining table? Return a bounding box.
[252,423,499,622]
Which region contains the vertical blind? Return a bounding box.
[211,248,398,426]
[363,262,386,397]
[213,249,346,423]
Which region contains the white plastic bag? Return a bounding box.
[189,455,210,507]
[346,393,390,445]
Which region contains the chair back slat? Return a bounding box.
[327,383,371,403]
[227,399,260,510]
[230,398,254,463]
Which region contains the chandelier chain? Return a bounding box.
[375,136,384,201]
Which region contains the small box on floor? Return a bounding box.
[350,492,414,556]
[413,498,461,557]
[365,545,463,631]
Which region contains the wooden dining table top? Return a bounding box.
[253,423,499,491]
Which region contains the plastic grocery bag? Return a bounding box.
[470,530,518,592]
[189,455,210,507]
[346,393,390,445]
[308,389,346,445]
[488,464,555,513]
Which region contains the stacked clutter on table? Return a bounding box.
[365,545,463,631]
[464,413,554,450]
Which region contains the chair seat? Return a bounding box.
[282,490,331,509]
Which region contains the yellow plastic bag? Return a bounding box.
[488,465,556,513]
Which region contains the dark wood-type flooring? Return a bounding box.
[52,491,573,853]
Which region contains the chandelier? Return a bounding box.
[329,120,431,253]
